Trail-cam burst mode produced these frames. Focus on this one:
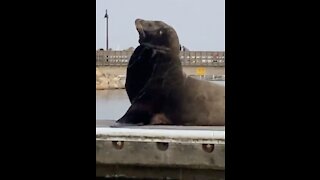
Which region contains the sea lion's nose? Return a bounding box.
[135,19,142,24]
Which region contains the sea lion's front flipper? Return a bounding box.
[110,122,144,128]
[116,100,153,125]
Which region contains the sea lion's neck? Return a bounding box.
[140,43,179,55]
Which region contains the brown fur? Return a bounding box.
[117,19,224,126]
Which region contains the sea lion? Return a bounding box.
[116,19,225,126]
[117,18,183,125]
[124,19,181,103]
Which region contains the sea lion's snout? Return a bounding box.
[135,19,144,30]
[135,18,143,24]
[135,19,145,40]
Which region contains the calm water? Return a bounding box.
[96,81,225,120]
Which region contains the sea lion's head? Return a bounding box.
[135,19,180,53]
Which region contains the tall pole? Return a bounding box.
[104,9,109,50]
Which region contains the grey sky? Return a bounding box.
[96,0,225,51]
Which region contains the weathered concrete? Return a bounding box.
[96,141,225,169]
[97,125,225,144]
[97,66,225,76]
[96,120,225,179]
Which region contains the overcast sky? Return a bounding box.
[96,0,225,51]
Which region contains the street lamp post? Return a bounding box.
[104,9,109,51]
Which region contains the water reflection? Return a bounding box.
[96,89,130,120]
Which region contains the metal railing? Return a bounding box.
[96,50,225,67]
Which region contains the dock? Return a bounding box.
[96,120,225,179]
